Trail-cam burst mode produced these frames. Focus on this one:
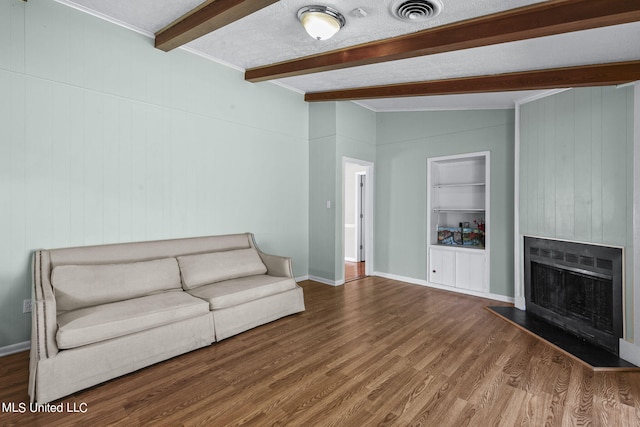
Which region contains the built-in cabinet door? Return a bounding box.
[455,250,485,292]
[429,247,455,286]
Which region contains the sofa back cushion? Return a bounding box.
[178,249,267,290]
[52,258,182,313]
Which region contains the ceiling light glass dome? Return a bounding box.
[298,6,345,40]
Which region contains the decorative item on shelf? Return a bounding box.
[462,228,484,247]
[473,218,486,247]
[437,226,462,245]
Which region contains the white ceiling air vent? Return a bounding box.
[391,0,443,22]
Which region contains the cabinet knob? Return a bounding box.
[432,270,436,273]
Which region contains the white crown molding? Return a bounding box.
[514,88,571,106]
[54,0,154,38]
[355,101,517,113]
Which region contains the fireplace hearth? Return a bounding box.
[524,237,623,354]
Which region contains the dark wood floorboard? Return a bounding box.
[2,277,640,426]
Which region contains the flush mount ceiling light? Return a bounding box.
[297,5,345,41]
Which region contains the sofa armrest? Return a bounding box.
[258,252,294,278]
[31,251,59,360]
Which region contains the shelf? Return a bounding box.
[433,182,485,188]
[433,209,485,213]
[432,244,485,251]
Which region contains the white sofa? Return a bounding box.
[29,233,305,404]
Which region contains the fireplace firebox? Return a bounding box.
[524,237,623,354]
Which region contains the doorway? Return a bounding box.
[343,158,373,282]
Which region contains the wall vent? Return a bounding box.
[391,0,443,22]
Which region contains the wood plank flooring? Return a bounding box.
[344,261,365,282]
[2,277,640,426]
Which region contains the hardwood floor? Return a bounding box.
[2,277,640,426]
[344,261,365,282]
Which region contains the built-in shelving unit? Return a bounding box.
[427,152,490,295]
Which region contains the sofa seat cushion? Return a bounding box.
[187,275,297,310]
[52,257,182,313]
[56,291,210,349]
[177,249,267,290]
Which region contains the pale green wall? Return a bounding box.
[375,110,516,297]
[309,103,337,280]
[335,103,376,280]
[0,0,309,348]
[308,102,376,282]
[519,86,634,339]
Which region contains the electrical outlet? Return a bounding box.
[23,299,32,313]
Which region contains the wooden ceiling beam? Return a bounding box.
[246,0,640,82]
[155,0,278,52]
[304,61,640,102]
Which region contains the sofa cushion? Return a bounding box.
[52,258,182,313]
[56,291,210,349]
[177,249,267,290]
[187,275,297,310]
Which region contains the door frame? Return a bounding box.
[342,157,374,280]
[356,172,366,262]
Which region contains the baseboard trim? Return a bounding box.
[0,341,29,357]
[308,275,345,287]
[374,271,514,304]
[374,271,427,287]
[295,275,310,282]
[344,257,358,263]
[620,339,640,366]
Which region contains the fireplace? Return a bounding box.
[524,237,623,355]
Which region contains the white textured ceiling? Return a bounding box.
[59,0,640,111]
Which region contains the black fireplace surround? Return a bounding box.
[524,237,623,355]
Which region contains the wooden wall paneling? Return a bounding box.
[13,75,28,343]
[117,99,134,243]
[25,78,54,251]
[0,72,17,344]
[601,88,628,244]
[160,110,174,238]
[0,1,25,73]
[519,104,529,235]
[590,88,604,242]
[83,90,106,244]
[0,73,10,288]
[0,3,11,70]
[555,90,576,240]
[130,102,147,242]
[168,111,191,238]
[102,95,120,244]
[144,105,165,241]
[51,83,72,247]
[573,89,593,242]
[68,87,84,247]
[527,106,543,234]
[519,86,632,246]
[542,96,557,237]
[626,86,635,250]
